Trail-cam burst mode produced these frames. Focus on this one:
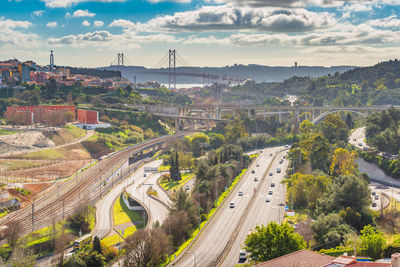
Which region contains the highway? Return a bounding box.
[174,146,285,267]
[221,149,288,266]
[349,127,368,148]
[0,133,189,236]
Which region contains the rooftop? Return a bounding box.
[255,249,335,267]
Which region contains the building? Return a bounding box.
[18,63,30,83]
[6,105,75,125]
[255,250,335,267]
[256,250,399,267]
[77,109,99,124]
[59,68,70,77]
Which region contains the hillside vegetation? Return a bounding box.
[236,59,400,106]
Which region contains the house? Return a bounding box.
[255,250,400,267]
[255,250,335,267]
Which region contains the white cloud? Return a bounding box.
[342,2,373,12]
[0,17,39,48]
[32,10,45,17]
[66,9,96,18]
[47,30,180,49]
[368,15,400,28]
[41,0,125,8]
[46,21,58,28]
[94,20,104,27]
[109,5,336,33]
[82,20,91,26]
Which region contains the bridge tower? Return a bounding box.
[168,49,176,90]
[117,53,124,66]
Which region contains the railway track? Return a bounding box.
[0,133,189,236]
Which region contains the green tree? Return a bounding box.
[210,134,225,149]
[345,113,353,129]
[169,151,181,181]
[311,213,352,249]
[360,225,385,260]
[317,175,371,215]
[244,222,305,262]
[93,236,102,255]
[225,117,245,143]
[63,254,86,267]
[80,251,106,267]
[318,114,348,145]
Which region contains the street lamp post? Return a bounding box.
[303,189,309,221]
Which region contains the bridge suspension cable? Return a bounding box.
[153,51,169,69]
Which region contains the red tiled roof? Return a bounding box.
[349,263,391,267]
[255,249,336,267]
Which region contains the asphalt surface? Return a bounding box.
[222,149,289,266]
[174,146,285,267]
[349,127,368,149]
[126,160,170,227]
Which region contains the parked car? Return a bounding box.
[185,185,190,191]
[265,198,271,202]
[277,168,281,173]
[372,202,377,207]
[268,190,273,195]
[269,172,273,176]
[230,202,235,208]
[271,183,275,187]
[251,170,255,174]
[238,191,243,196]
[254,177,259,182]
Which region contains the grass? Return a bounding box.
[17,143,91,160]
[102,226,137,247]
[0,129,17,136]
[0,160,48,172]
[159,173,194,192]
[64,125,86,138]
[159,165,170,172]
[114,195,143,226]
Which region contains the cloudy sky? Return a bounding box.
[1,0,400,67]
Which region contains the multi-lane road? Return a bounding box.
[174,146,288,267]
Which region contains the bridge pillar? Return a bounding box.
[248,109,251,118]
[215,108,221,120]
[278,113,282,124]
[312,110,315,121]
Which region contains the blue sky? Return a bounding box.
[1,0,400,68]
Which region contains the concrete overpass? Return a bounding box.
[129,104,396,129]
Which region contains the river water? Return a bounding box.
[357,158,400,188]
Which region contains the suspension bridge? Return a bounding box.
[110,49,244,89]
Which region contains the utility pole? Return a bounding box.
[32,197,35,232]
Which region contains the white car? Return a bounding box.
[230,202,235,208]
[239,250,247,261]
[265,198,271,202]
[238,191,243,196]
[185,185,190,191]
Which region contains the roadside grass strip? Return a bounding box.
[0,129,17,135]
[114,195,143,225]
[102,195,144,247]
[159,172,194,192]
[168,168,248,263]
[102,225,137,247]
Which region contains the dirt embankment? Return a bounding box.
[0,132,56,157]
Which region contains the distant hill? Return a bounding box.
[103,64,355,84]
[66,67,121,78]
[235,59,400,106]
